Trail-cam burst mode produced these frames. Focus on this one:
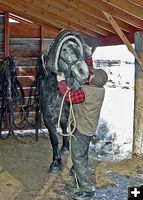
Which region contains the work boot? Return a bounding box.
[65,182,78,190]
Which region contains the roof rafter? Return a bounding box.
[10,13,33,24]
[61,0,138,33]
[0,0,143,47]
[27,0,110,36]
[0,0,100,38]
[128,0,143,8]
[103,0,143,20]
[46,0,116,34]
[79,0,143,30]
[104,11,143,68]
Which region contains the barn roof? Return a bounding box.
[0,0,143,47]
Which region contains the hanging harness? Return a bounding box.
[0,57,26,139]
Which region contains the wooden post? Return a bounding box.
[103,12,143,70]
[132,32,143,156]
[40,25,44,53]
[103,12,143,156]
[4,12,9,57]
[4,12,10,129]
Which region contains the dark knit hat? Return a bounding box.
[90,69,108,87]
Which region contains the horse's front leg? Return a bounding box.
[43,118,62,173]
[60,122,69,155]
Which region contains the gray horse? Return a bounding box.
[37,30,89,173]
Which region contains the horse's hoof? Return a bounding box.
[61,147,69,156]
[48,161,62,174]
[48,167,61,174]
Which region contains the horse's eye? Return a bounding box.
[78,68,83,74]
[62,48,67,52]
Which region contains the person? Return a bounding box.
[57,69,108,199]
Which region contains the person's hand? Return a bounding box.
[67,86,71,91]
[57,73,65,82]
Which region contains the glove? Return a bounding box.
[57,72,65,82]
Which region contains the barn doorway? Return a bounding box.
[91,45,135,161]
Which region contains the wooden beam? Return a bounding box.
[79,0,143,30]
[9,23,98,41]
[40,25,44,53]
[62,0,138,33]
[0,1,61,28]
[36,2,110,36]
[9,23,60,39]
[85,32,134,47]
[0,1,73,30]
[9,23,41,38]
[129,0,143,8]
[0,0,101,38]
[18,0,110,36]
[10,13,33,24]
[103,0,143,20]
[103,11,143,70]
[47,0,116,34]
[133,31,143,156]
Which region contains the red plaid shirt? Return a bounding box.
[86,57,93,67]
[57,58,95,103]
[86,57,94,78]
[58,81,85,104]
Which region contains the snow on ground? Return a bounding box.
[90,63,135,161]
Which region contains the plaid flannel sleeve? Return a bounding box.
[57,81,85,104]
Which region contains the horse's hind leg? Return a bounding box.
[43,118,62,173]
[60,122,69,155]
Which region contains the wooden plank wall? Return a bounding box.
[10,37,40,128]
[0,12,54,130]
[11,39,53,129]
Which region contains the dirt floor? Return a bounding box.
[0,134,143,200]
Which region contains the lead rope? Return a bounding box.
[68,92,79,189]
[57,88,76,136]
[57,88,79,189]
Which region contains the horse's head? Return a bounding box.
[58,40,89,89]
[47,30,89,90]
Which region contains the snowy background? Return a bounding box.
[90,45,135,161]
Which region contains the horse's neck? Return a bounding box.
[42,72,58,88]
